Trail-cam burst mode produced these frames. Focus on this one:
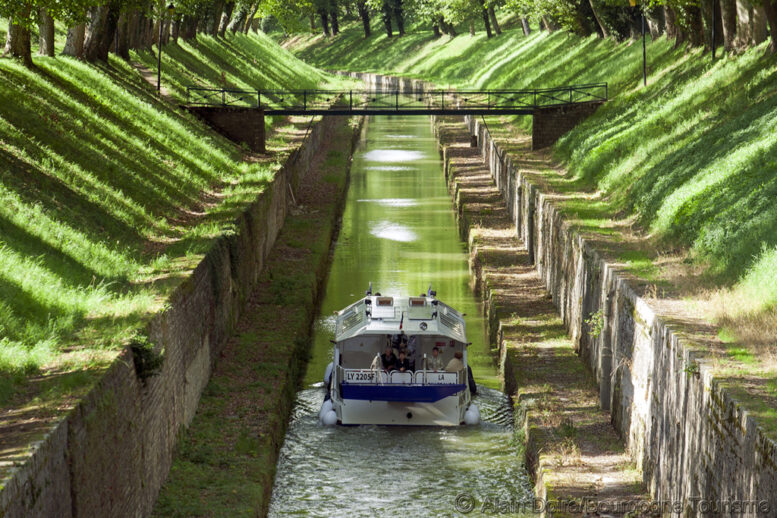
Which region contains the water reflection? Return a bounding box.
[370,221,418,242]
[363,149,427,162]
[269,387,532,517]
[269,116,532,516]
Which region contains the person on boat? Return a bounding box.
[428,346,444,371]
[445,351,464,373]
[381,346,397,371]
[405,336,417,370]
[396,350,411,373]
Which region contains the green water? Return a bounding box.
[269,116,531,516]
[302,115,498,390]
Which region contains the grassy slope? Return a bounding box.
[286,17,777,432]
[0,30,334,407]
[289,21,777,289]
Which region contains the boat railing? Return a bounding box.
[340,368,461,386]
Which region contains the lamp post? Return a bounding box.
[630,0,646,87]
[157,3,175,93]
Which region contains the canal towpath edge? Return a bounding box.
[151,116,363,517]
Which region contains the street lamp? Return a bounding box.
[157,3,175,93]
[630,0,646,87]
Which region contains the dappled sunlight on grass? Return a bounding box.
[0,33,332,407]
[131,31,338,108]
[291,22,777,438]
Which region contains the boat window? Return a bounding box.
[408,297,434,320]
[376,296,393,306]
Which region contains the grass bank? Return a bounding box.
[0,30,336,407]
[152,116,359,517]
[287,18,777,303]
[286,18,777,432]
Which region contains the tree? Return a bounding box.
[479,0,493,36]
[357,0,371,37]
[38,7,55,56]
[720,0,738,50]
[380,0,393,36]
[763,0,777,51]
[63,23,86,56]
[392,0,404,34]
[487,1,502,34]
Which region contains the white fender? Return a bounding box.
[324,362,334,385]
[319,399,334,421]
[464,404,480,425]
[322,409,338,426]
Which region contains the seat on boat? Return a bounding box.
[389,371,413,384]
[342,350,378,369]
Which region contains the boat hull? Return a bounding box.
[336,396,462,426]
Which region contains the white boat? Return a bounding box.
[320,286,480,427]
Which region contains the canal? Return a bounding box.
[269,116,532,516]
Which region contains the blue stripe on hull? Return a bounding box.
[340,384,466,402]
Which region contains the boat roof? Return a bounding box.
[334,295,466,343]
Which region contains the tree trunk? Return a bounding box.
[521,18,531,36]
[687,5,704,46]
[542,16,558,32]
[183,15,199,40]
[228,4,248,33]
[488,6,501,35]
[244,3,260,33]
[219,2,234,37]
[319,10,330,36]
[171,16,180,43]
[646,7,665,38]
[719,0,737,51]
[357,1,371,37]
[763,0,777,52]
[735,0,752,47]
[144,17,155,48]
[208,1,224,35]
[84,2,122,62]
[438,16,448,35]
[432,22,440,38]
[665,6,682,45]
[62,23,86,57]
[393,0,404,35]
[4,16,33,67]
[480,0,493,37]
[469,20,475,36]
[164,18,174,44]
[589,0,609,38]
[330,6,340,35]
[700,0,722,50]
[382,1,393,37]
[38,8,55,56]
[115,11,130,59]
[753,5,769,44]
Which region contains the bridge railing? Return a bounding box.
[185,83,607,112]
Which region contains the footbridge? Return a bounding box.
[184,83,607,151]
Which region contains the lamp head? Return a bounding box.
[167,3,175,16]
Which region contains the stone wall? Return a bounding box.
[465,115,777,513]
[0,115,344,518]
[187,106,266,153]
[531,102,603,150]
